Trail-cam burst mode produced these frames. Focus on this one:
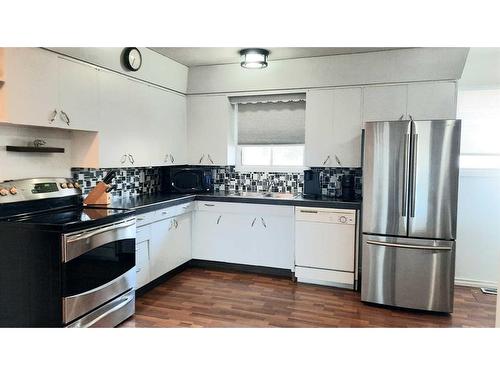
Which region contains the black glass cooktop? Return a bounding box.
[3,206,134,232]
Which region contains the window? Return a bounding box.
[231,94,306,171]
[457,88,500,169]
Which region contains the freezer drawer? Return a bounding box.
[361,235,455,313]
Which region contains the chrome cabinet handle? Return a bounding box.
[208,154,214,164]
[260,217,267,228]
[60,110,70,126]
[251,217,257,227]
[49,109,58,124]
[334,154,342,167]
[164,154,169,163]
[300,209,319,214]
[399,114,405,120]
[322,155,330,165]
[174,219,178,229]
[168,219,173,230]
[136,267,142,273]
[137,217,145,221]
[128,154,135,164]
[170,154,175,163]
[199,154,205,164]
[120,154,127,164]
[204,203,215,207]
[216,215,222,224]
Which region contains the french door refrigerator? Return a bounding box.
[361,119,461,313]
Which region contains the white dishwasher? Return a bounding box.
[295,207,357,289]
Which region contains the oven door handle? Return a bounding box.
[64,218,136,263]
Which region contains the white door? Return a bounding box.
[187,95,234,165]
[149,218,174,280]
[363,84,407,123]
[57,56,99,131]
[135,240,151,289]
[2,48,58,127]
[253,215,294,269]
[407,81,457,120]
[167,213,191,270]
[331,87,363,167]
[192,210,232,261]
[304,89,335,167]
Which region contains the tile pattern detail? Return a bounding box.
[72,167,161,198]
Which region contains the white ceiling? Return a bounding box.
[150,47,403,67]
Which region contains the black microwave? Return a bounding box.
[164,167,213,193]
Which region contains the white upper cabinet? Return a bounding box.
[187,95,235,166]
[362,84,408,123]
[57,57,100,131]
[406,81,457,120]
[305,87,362,167]
[149,86,187,166]
[0,48,59,127]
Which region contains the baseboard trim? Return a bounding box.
[189,259,294,278]
[455,278,498,289]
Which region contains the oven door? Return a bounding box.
[62,218,136,324]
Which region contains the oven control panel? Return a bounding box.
[0,178,82,204]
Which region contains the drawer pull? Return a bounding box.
[251,217,257,227]
[260,217,267,228]
[136,267,142,273]
[300,210,319,214]
[204,203,215,207]
[137,217,145,221]
[216,215,222,224]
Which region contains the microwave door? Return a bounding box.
[408,120,461,240]
[362,121,411,237]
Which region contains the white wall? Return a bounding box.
[0,124,73,181]
[47,47,188,93]
[187,48,469,94]
[455,47,500,288]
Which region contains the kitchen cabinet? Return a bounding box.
[406,81,457,120]
[295,207,357,289]
[0,48,59,127]
[57,56,100,131]
[192,201,294,270]
[135,240,151,289]
[362,84,408,123]
[149,86,187,166]
[187,95,236,166]
[304,87,362,167]
[362,81,457,124]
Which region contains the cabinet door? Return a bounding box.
[407,81,457,120]
[253,215,294,270]
[331,88,363,167]
[150,218,175,280]
[2,48,58,127]
[168,213,191,269]
[363,85,407,123]
[99,71,151,167]
[304,90,335,167]
[150,88,187,166]
[187,95,234,165]
[192,210,231,261]
[135,240,151,289]
[57,57,99,130]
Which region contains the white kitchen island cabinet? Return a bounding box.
[192,201,294,270]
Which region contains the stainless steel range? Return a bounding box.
[0,177,136,327]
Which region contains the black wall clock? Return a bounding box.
[122,47,142,71]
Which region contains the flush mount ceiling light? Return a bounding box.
[240,48,269,69]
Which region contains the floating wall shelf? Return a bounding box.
[6,146,65,153]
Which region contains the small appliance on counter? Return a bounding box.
[162,167,213,193]
[303,169,321,197]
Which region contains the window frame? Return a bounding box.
[235,144,305,173]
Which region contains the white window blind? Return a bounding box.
[457,88,500,169]
[236,99,306,145]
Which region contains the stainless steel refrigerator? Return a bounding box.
[361,119,461,313]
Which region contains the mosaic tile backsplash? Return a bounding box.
[72,167,161,198]
[72,166,362,199]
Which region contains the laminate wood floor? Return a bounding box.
[119,267,497,328]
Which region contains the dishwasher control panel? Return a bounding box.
[295,207,356,225]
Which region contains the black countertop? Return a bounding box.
[104,191,362,214]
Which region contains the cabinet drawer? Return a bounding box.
[295,266,354,289]
[135,241,150,289]
[155,202,194,220]
[295,207,355,224]
[136,224,151,244]
[196,200,294,217]
[136,211,156,227]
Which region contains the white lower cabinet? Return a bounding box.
[135,240,151,289]
[295,207,357,289]
[192,202,294,270]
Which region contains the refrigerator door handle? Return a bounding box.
[410,133,418,217]
[402,134,410,217]
[366,240,452,251]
